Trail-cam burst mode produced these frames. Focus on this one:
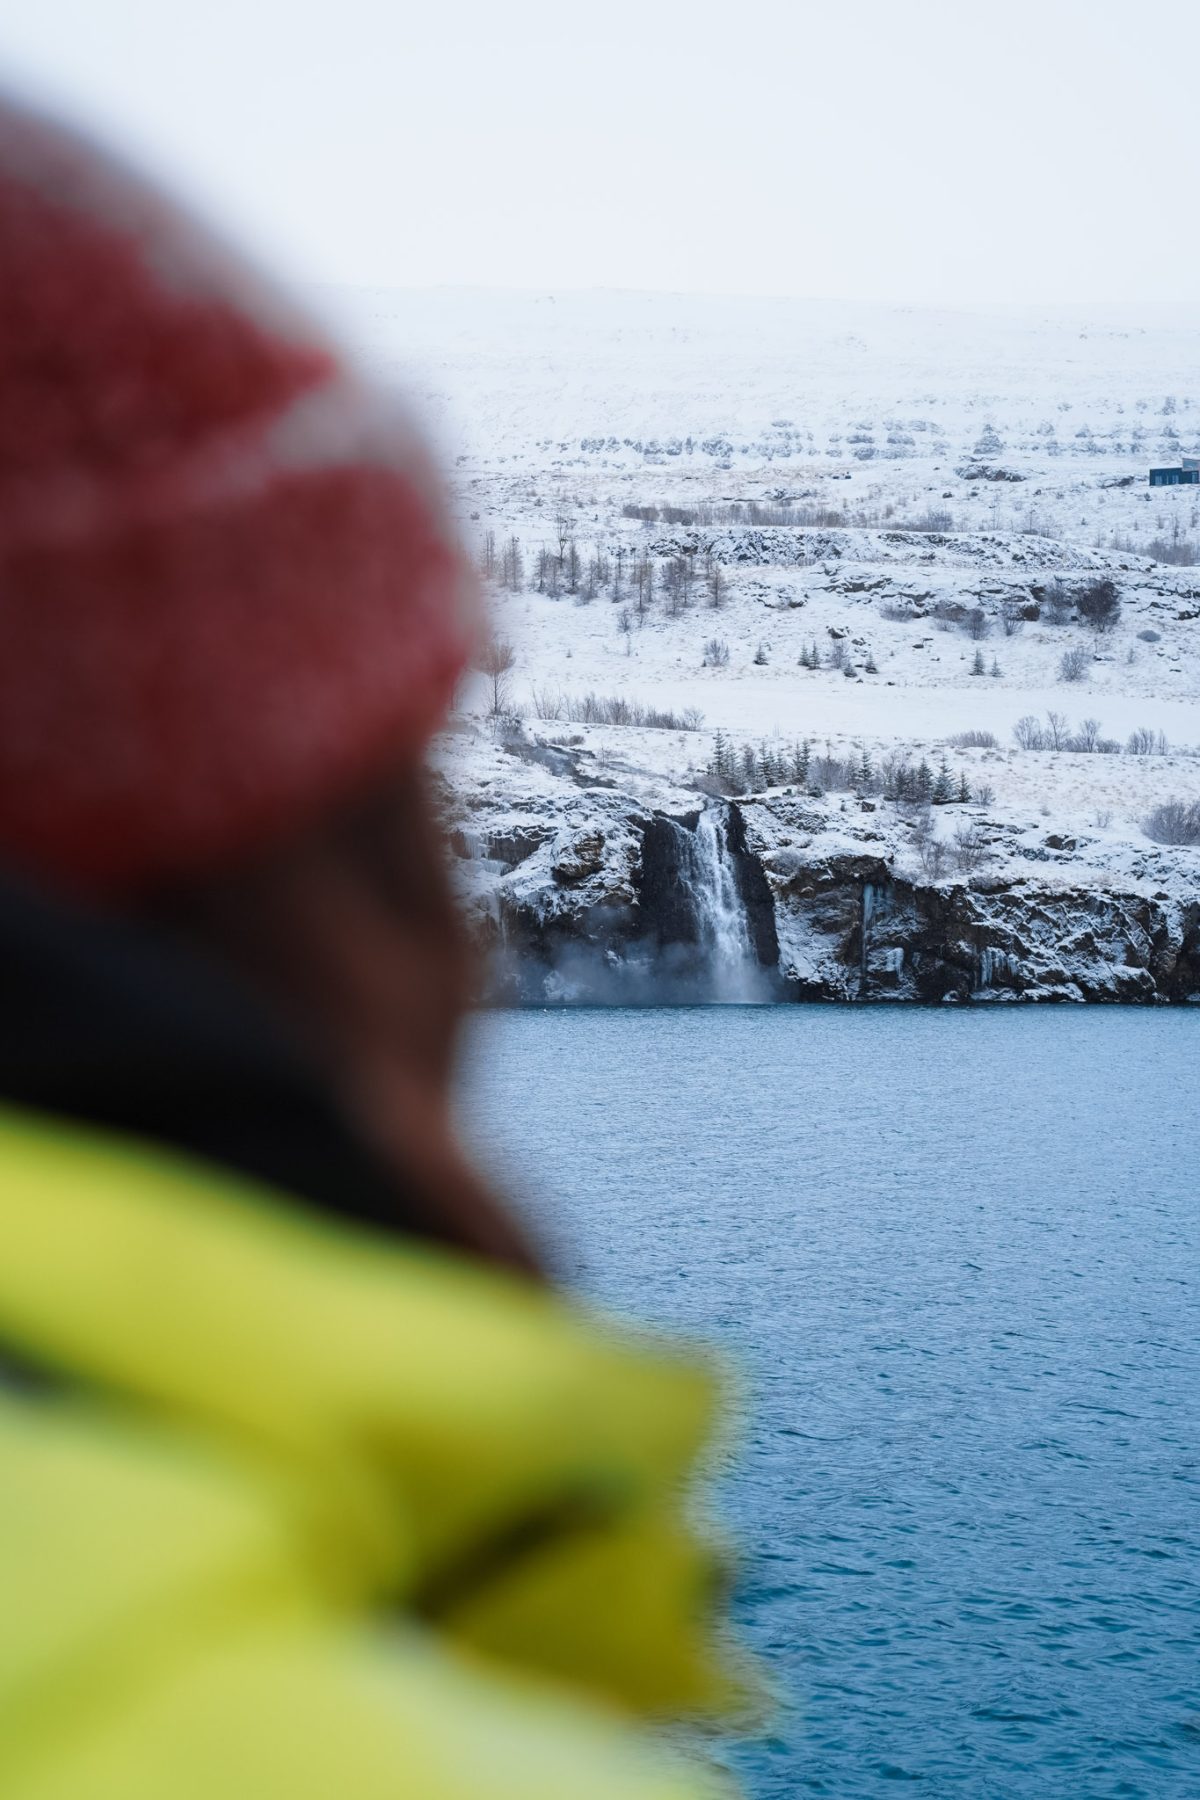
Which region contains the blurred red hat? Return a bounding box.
[0,95,475,896]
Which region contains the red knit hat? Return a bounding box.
[0,97,476,896]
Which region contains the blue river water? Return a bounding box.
[460,1007,1200,1799]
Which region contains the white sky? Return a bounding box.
[3,0,1198,305]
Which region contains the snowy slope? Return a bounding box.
[329,288,1200,986]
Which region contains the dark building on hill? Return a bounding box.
[1150,457,1200,486]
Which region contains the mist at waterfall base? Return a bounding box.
[459,1007,1200,1800]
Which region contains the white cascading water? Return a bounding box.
[681,808,761,1002]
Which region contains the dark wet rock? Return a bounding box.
[447,774,1200,1006]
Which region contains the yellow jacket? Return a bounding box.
[0,1107,745,1799]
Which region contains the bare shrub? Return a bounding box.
[530,685,564,721]
[702,637,730,668]
[949,729,998,748]
[911,813,948,880]
[951,820,990,873]
[1067,717,1102,753]
[1013,714,1046,750]
[1059,646,1091,683]
[557,691,703,731]
[1042,581,1074,625]
[1044,710,1070,750]
[1127,726,1170,756]
[965,607,990,641]
[477,637,516,722]
[1146,536,1199,567]
[1144,799,1200,845]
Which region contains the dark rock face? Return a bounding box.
[638,811,702,948]
[726,804,781,970]
[782,862,1200,1005]
[458,791,1200,1006]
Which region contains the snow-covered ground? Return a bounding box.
[332,288,1200,857]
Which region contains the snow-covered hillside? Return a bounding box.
[333,289,1200,1000]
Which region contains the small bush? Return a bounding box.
[1138,628,1161,643]
[1127,726,1169,756]
[1042,581,1074,625]
[911,813,948,880]
[1076,577,1121,633]
[530,684,565,720]
[1013,714,1046,750]
[539,691,704,731]
[949,729,998,748]
[951,820,990,873]
[1144,799,1200,845]
[702,637,730,668]
[1146,536,1199,567]
[1059,646,1091,683]
[1065,717,1102,753]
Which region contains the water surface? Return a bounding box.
[460,1007,1199,1799]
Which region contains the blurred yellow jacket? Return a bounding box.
[0,1107,745,1800]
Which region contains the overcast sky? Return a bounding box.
[3,0,1198,306]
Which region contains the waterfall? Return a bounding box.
[671,807,761,1002]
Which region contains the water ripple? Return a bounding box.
[462,1006,1200,1799]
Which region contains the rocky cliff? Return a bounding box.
[438,727,1200,1006]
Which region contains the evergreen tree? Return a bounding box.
[972,646,986,676]
[957,770,971,804]
[932,753,953,805]
[915,758,934,803]
[501,535,524,592]
[710,729,730,783]
[792,738,812,784]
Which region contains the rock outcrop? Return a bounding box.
[438,731,1200,1006]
